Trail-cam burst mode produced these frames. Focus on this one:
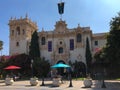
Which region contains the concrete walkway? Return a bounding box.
[0,80,120,90]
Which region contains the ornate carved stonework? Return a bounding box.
[77,54,82,61]
[54,20,68,33]
[51,53,69,64]
[9,16,38,55]
[9,16,107,64]
[75,24,83,33]
[51,38,70,64]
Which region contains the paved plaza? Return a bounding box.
[0,80,120,90]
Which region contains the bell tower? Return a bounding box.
[8,15,38,55]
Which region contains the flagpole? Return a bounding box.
[60,14,62,21]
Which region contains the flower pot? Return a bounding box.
[83,79,92,88]
[5,78,14,85]
[30,78,38,86]
[52,78,60,87]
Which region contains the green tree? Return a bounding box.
[33,58,50,77]
[85,37,92,74]
[93,48,106,72]
[1,54,31,78]
[29,31,40,59]
[104,13,120,77]
[94,49,103,63]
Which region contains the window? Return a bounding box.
[22,29,25,35]
[94,41,98,46]
[60,41,62,45]
[41,37,46,45]
[16,42,19,46]
[77,34,82,42]
[16,27,20,35]
[70,39,74,50]
[11,30,14,35]
[48,41,52,52]
[59,47,63,54]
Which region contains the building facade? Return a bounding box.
[9,16,107,66]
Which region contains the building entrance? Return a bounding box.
[56,60,66,76]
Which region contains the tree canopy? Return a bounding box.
[101,13,120,77]
[105,13,120,64]
[0,54,31,77]
[29,31,40,59]
[33,58,50,77]
[85,37,92,74]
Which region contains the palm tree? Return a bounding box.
[0,41,3,51]
[0,40,3,61]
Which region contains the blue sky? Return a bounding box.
[0,0,120,55]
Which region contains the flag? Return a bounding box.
[58,2,64,14]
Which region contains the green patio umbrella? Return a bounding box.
[51,63,70,68]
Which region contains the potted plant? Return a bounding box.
[5,77,14,85]
[52,75,61,87]
[30,76,39,86]
[83,74,92,88]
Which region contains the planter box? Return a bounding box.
[83,79,92,88]
[5,78,14,85]
[52,78,61,87]
[30,78,39,86]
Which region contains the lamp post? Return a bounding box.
[69,68,73,87]
[31,59,34,77]
[69,73,73,87]
[40,57,45,86]
[100,52,106,88]
[40,76,45,86]
[101,65,106,88]
[101,77,106,88]
[100,53,106,88]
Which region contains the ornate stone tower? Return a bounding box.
[8,15,38,55]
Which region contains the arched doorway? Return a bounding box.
[56,60,65,76]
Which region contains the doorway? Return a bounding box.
[56,60,65,76]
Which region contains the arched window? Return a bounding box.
[59,47,63,54]
[16,27,20,35]
[41,37,46,45]
[77,33,82,42]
